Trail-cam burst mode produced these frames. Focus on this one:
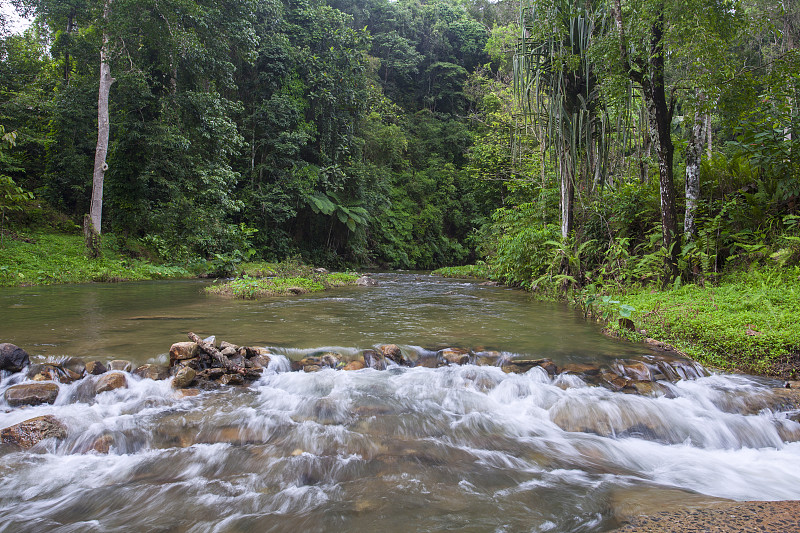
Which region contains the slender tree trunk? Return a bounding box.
[560,155,574,240]
[684,110,703,242]
[85,1,115,257]
[64,9,75,84]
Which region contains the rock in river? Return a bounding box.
[134,364,170,381]
[95,372,128,393]
[0,343,30,373]
[4,382,60,407]
[107,360,133,372]
[1,415,67,448]
[173,366,196,389]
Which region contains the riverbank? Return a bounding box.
[433,265,800,379]
[0,231,360,296]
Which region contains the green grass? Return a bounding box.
[432,262,491,279]
[609,266,800,377]
[0,231,194,286]
[206,271,359,298]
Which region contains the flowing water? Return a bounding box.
[1,274,800,532]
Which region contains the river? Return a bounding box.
[1,273,799,532]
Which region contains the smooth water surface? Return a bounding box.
[0,274,645,366]
[1,274,799,533]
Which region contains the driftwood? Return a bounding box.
[188,332,245,374]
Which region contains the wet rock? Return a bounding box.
[0,343,30,373]
[343,360,365,371]
[614,361,653,382]
[502,358,558,377]
[218,373,244,386]
[243,346,271,359]
[197,367,226,381]
[85,360,107,375]
[172,366,196,389]
[380,344,410,366]
[479,281,500,286]
[169,341,199,366]
[626,381,672,397]
[414,353,442,368]
[438,348,469,366]
[1,415,67,448]
[220,345,238,358]
[4,382,60,407]
[561,363,602,376]
[599,370,630,392]
[474,350,504,366]
[320,352,341,369]
[107,360,133,372]
[27,363,78,383]
[175,388,200,399]
[60,357,86,377]
[363,350,386,370]
[133,364,170,381]
[303,364,322,373]
[356,275,378,286]
[249,354,271,369]
[95,372,128,393]
[90,434,114,454]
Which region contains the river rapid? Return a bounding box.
[1,274,800,532]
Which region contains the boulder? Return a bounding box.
[90,434,114,454]
[133,364,170,381]
[95,372,128,393]
[363,350,385,370]
[561,363,602,376]
[27,363,81,384]
[169,342,199,366]
[502,358,558,377]
[217,373,244,386]
[380,344,410,366]
[172,366,196,389]
[356,276,378,286]
[438,348,469,366]
[107,360,133,372]
[249,354,271,369]
[474,350,504,366]
[1,415,67,448]
[4,382,60,407]
[614,361,653,382]
[61,357,86,377]
[343,360,365,371]
[85,360,107,375]
[0,343,30,373]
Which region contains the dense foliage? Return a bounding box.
[0,0,797,284]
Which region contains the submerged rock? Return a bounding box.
[107,360,133,372]
[502,358,558,377]
[60,357,86,377]
[27,363,79,383]
[380,344,411,366]
[1,415,67,448]
[0,343,30,373]
[474,350,504,366]
[438,348,469,366]
[363,350,385,370]
[4,382,60,407]
[95,372,128,393]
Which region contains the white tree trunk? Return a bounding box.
[86,2,115,256]
[684,111,704,242]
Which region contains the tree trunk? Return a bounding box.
[560,164,574,240]
[684,111,704,242]
[642,85,678,281]
[86,2,115,258]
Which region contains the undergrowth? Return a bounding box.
[207,270,359,298]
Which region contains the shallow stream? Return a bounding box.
[1,274,799,532]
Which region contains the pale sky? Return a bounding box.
[1,2,33,34]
